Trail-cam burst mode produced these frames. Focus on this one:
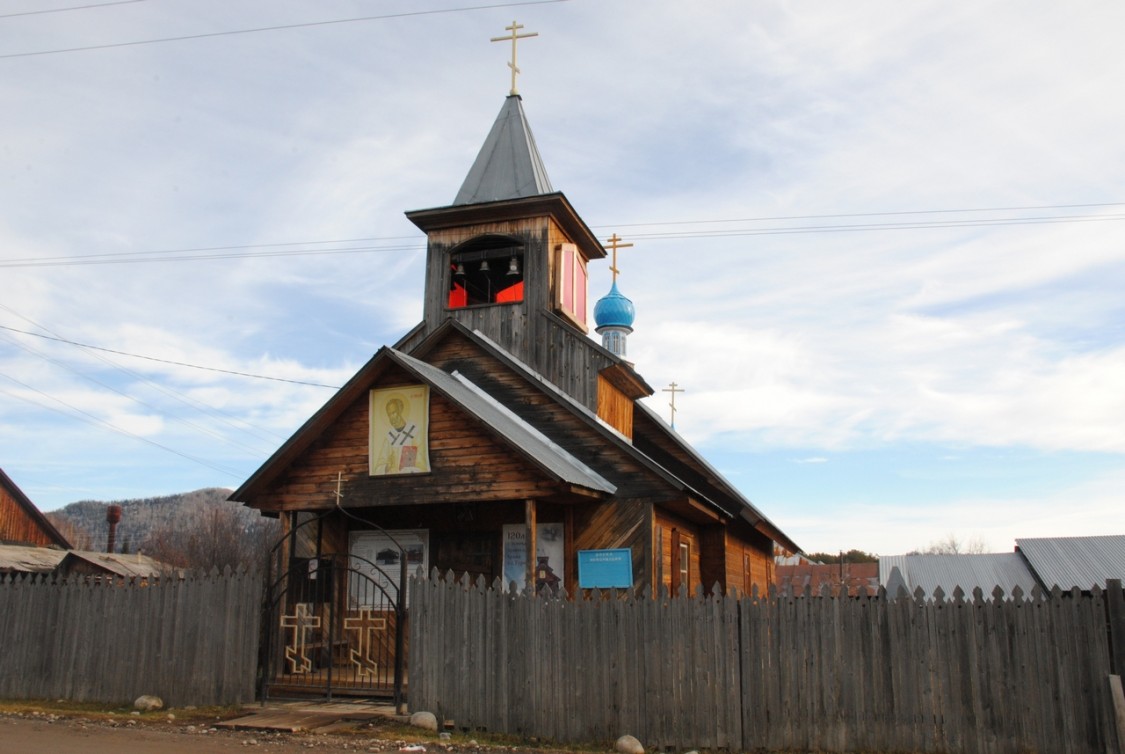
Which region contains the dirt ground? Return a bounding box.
[0,707,550,754]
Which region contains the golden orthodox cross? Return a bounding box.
[491,20,538,96]
[345,608,387,678]
[663,381,685,428]
[604,233,634,284]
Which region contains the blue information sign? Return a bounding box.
[578,548,633,589]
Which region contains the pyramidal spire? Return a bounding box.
[453,95,554,205]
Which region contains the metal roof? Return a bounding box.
[1015,534,1125,591]
[0,544,67,573]
[453,95,553,205]
[389,349,616,494]
[60,550,169,578]
[0,545,167,578]
[879,553,1038,598]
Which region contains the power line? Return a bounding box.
[0,324,341,388]
[0,330,275,457]
[0,0,145,19]
[3,203,1123,269]
[0,241,425,269]
[595,201,1125,228]
[0,373,245,479]
[0,0,570,59]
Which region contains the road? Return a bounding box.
[0,711,431,754]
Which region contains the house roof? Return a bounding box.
[0,544,168,578]
[631,400,800,554]
[878,553,1039,598]
[387,349,616,495]
[1015,534,1125,591]
[413,323,799,552]
[231,339,618,502]
[59,550,168,579]
[776,561,880,597]
[454,95,553,205]
[232,321,800,554]
[0,543,67,573]
[0,466,72,549]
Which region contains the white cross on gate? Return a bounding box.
[344,608,387,678]
[280,603,321,674]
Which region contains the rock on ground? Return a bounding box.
[408,711,438,731]
[615,734,644,754]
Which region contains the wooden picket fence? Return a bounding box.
[0,567,262,707]
[409,574,1125,754]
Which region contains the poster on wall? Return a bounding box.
[369,385,430,475]
[349,530,428,608]
[502,523,565,592]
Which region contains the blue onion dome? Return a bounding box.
[594,281,636,330]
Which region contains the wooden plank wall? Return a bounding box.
[0,484,63,548]
[0,567,261,707]
[409,574,1125,754]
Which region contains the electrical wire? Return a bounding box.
[0,374,245,479]
[0,330,276,456]
[2,204,1122,269]
[0,0,146,19]
[0,323,341,388]
[0,0,570,59]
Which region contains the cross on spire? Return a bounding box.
[604,233,633,284]
[663,381,685,428]
[491,20,538,96]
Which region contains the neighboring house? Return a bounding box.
[879,553,1038,597]
[232,92,800,603]
[776,561,880,596]
[0,544,168,579]
[55,550,169,580]
[0,467,71,549]
[879,535,1125,597]
[1015,534,1125,591]
[0,543,67,574]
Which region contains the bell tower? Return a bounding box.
[400,23,648,412]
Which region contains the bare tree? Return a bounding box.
[920,533,990,555]
[142,505,279,572]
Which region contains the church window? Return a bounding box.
[448,236,524,309]
[555,243,587,326]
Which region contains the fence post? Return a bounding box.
[1109,579,1125,676]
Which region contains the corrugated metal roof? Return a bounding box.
[879,553,1038,598]
[389,350,616,494]
[1016,534,1125,591]
[454,95,553,205]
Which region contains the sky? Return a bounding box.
[1,0,1123,557]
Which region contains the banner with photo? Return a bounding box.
[349,529,428,608]
[502,522,565,593]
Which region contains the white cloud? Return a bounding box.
[2,1,1123,543]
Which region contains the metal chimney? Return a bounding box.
[106,505,122,554]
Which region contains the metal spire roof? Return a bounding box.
[453,95,553,205]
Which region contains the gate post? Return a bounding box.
[394,555,408,715]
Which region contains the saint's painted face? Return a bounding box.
[385,398,406,431]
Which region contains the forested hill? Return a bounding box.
[44,488,274,564]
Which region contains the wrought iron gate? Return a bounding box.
[261,516,407,708]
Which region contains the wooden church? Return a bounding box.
[231,49,799,613]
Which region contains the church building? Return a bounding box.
[231,33,798,697]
